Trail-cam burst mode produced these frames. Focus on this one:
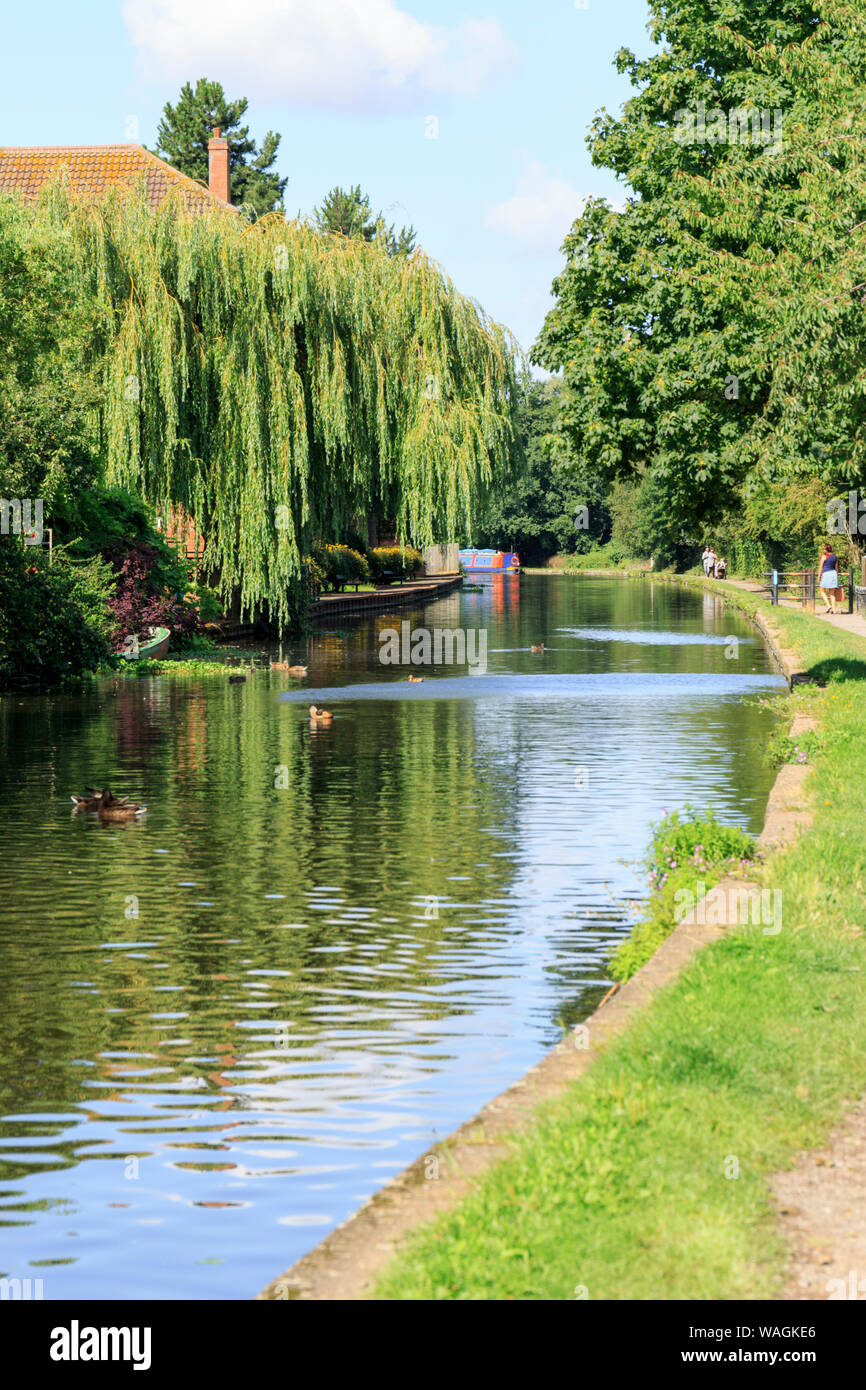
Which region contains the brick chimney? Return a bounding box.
[208,127,230,204]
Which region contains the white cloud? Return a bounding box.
[122,0,518,112]
[484,161,591,251]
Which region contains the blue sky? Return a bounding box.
[2,0,652,355]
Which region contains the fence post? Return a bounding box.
[771,569,778,606]
[807,569,815,611]
[850,568,855,615]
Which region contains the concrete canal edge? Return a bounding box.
[255,587,815,1302]
[309,572,463,623]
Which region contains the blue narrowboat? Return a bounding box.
[459,548,520,574]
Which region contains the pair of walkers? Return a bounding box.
[701,547,726,580]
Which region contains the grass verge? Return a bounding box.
[373,589,866,1300]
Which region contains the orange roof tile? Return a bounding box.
[0,144,233,212]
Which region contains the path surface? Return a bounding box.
[716,576,866,642]
[773,1102,866,1300]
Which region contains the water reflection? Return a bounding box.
[0,577,783,1298]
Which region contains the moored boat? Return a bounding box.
[458,548,520,574]
[122,626,171,660]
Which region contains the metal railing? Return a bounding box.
[762,568,854,613]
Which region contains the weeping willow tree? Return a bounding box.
[33,180,520,626]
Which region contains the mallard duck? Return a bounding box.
[530,643,546,653]
[71,787,108,812]
[407,674,424,683]
[96,789,146,821]
[309,705,334,726]
[288,665,308,677]
[228,673,246,684]
[73,788,146,819]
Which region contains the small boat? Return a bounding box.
[122,626,171,660]
[458,549,520,574]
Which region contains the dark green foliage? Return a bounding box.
[314,184,417,257]
[472,376,608,563]
[154,78,287,217]
[0,540,113,686]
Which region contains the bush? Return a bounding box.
[0,540,114,686]
[103,539,201,652]
[314,543,370,590]
[610,808,756,983]
[305,556,327,596]
[367,545,423,583]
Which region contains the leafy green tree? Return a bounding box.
[534,0,830,561]
[314,184,416,256]
[0,540,113,687]
[663,0,866,556]
[472,376,609,562]
[0,195,102,518]
[154,78,287,217]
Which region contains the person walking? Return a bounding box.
[818,543,840,614]
[704,547,717,578]
[702,546,712,577]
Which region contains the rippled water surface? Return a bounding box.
[0,576,783,1298]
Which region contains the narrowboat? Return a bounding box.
[458,548,520,574]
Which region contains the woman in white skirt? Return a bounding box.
[819,543,840,614]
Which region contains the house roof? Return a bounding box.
[0,144,232,212]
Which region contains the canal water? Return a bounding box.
[0,576,783,1298]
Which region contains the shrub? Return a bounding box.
[103,539,201,652]
[610,808,756,983]
[367,545,423,583]
[314,543,370,590]
[0,539,114,686]
[305,556,327,596]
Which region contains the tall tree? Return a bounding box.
[154,78,287,218]
[535,0,827,549]
[665,0,866,536]
[38,191,518,629]
[314,184,416,256]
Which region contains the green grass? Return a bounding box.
[373,591,866,1300]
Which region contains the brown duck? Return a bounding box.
[72,788,147,820]
[272,662,308,676]
[309,705,334,726]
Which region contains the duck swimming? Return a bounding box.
[72,789,146,819]
[70,787,108,813]
[309,705,334,726]
[530,643,546,653]
[407,674,424,683]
